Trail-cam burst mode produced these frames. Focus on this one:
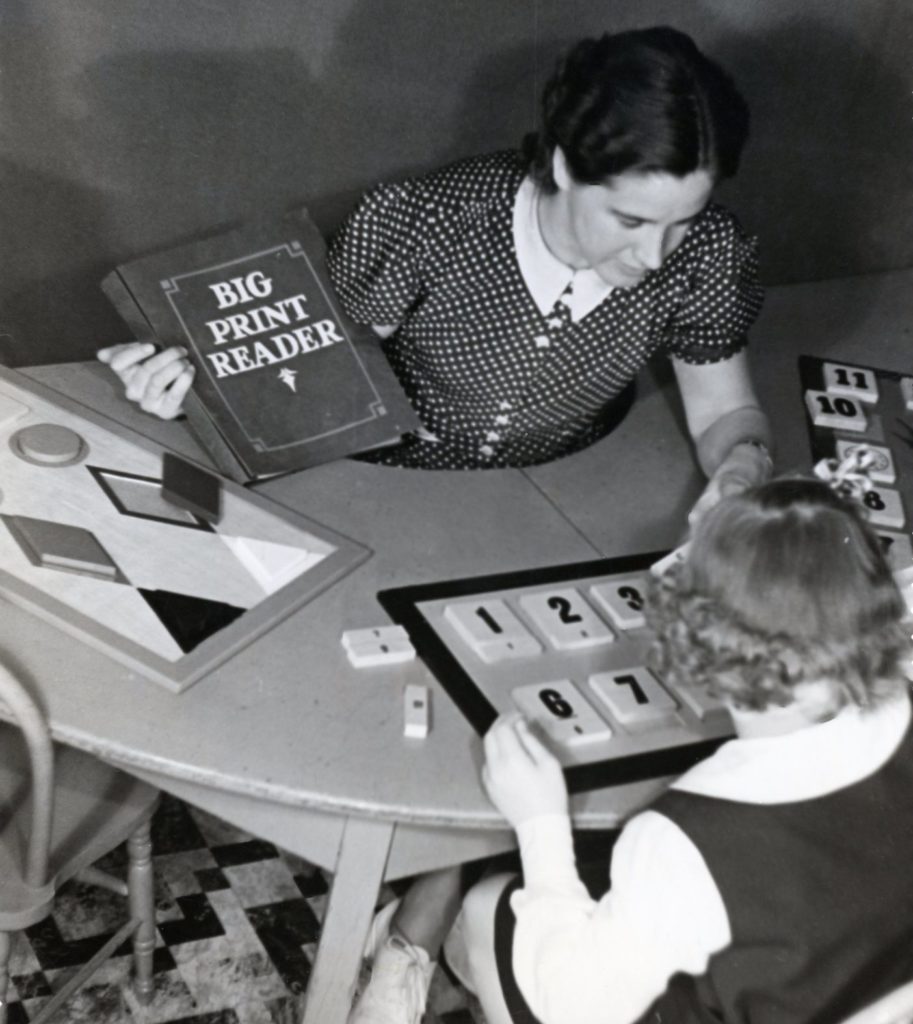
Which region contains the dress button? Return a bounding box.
[479,444,495,458]
[485,431,501,442]
[494,415,509,426]
[547,317,564,330]
[534,335,551,348]
[498,400,513,411]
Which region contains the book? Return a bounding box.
[102,210,419,481]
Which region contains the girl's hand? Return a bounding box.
[481,713,569,829]
[97,342,195,420]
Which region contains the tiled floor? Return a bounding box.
[4,795,482,1024]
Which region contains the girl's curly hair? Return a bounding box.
[646,478,911,712]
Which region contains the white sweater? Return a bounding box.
[510,693,911,1024]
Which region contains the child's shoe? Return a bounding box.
[348,934,436,1024]
[362,897,401,963]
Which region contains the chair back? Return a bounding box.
[0,662,54,888]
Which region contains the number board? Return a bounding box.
[379,553,734,794]
[799,356,913,571]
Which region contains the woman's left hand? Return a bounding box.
[688,441,772,527]
[481,713,569,830]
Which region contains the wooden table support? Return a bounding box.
[302,816,395,1024]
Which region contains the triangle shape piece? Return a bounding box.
[219,534,327,595]
[137,588,246,654]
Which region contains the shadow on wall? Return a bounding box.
[716,11,913,285]
[1,47,332,367]
[0,160,125,368]
[0,0,535,365]
[0,2,909,365]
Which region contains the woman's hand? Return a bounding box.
[482,713,569,830]
[97,342,195,420]
[688,439,772,527]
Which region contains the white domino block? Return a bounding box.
[346,640,416,668]
[512,679,612,747]
[518,587,615,650]
[901,377,913,412]
[804,389,867,432]
[835,440,896,485]
[588,667,678,729]
[589,578,647,630]
[444,599,542,663]
[404,684,430,738]
[878,532,913,573]
[667,681,730,728]
[823,362,879,403]
[342,626,416,668]
[861,487,905,530]
[342,625,410,651]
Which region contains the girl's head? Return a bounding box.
[524,27,750,193]
[648,478,911,713]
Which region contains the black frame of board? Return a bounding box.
[379,552,731,795]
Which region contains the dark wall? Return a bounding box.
[1,0,910,365]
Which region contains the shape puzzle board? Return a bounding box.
[799,356,913,572]
[0,366,370,692]
[380,554,734,794]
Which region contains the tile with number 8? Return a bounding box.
[861,487,905,530]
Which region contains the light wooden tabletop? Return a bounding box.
[7,267,911,834]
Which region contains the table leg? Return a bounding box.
[302,815,395,1024]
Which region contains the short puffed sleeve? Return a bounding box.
[326,179,431,327]
[664,208,764,365]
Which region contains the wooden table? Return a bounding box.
[6,268,911,1023]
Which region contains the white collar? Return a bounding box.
[672,691,911,804]
[512,175,613,322]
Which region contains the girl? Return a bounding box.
[448,476,913,1024]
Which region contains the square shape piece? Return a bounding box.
[161,452,223,523]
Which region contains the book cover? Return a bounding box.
[102,210,419,481]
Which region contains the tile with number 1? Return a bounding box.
[444,599,542,663]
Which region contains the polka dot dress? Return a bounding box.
[327,151,764,470]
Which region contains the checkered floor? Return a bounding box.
[3,795,483,1024]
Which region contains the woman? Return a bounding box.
[98,27,772,520]
[342,27,778,1024]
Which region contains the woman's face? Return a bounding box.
[547,152,716,289]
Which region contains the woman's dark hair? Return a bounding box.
[646,477,912,713]
[524,27,750,192]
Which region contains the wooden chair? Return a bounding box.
[839,980,913,1024]
[0,660,160,1023]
